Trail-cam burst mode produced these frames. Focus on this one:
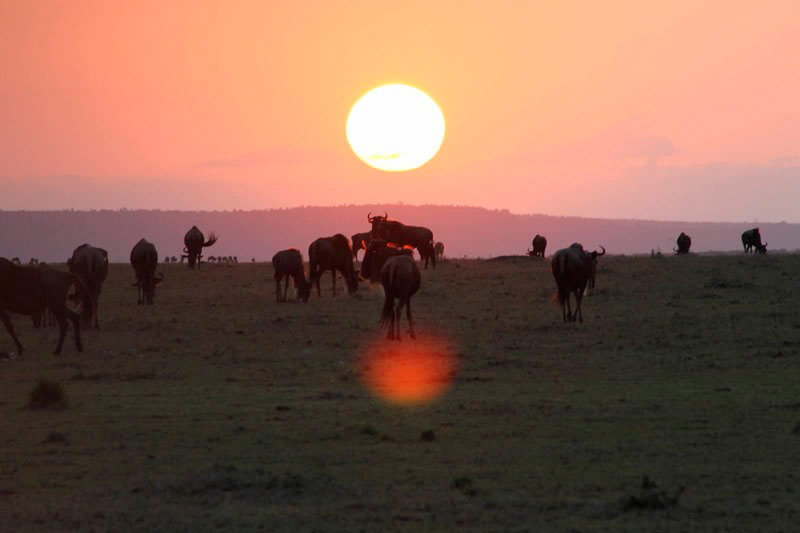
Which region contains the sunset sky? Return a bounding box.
[2,1,799,222]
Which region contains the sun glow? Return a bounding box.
[346,84,445,172]
[359,334,457,406]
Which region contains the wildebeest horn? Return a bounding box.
[383,211,387,219]
[597,246,606,256]
[367,212,373,222]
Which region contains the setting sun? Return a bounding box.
[346,84,445,172]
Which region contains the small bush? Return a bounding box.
[27,379,67,410]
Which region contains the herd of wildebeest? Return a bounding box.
[0,211,772,354]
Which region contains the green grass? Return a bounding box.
[1,254,799,531]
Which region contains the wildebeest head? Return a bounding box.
[585,245,606,289]
[367,212,389,239]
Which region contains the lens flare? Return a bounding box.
[359,334,458,406]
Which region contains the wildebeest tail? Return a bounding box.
[380,292,394,326]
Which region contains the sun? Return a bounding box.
[346,84,445,172]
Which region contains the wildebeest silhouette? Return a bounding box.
[527,234,547,258]
[68,244,108,329]
[183,226,218,269]
[308,234,359,297]
[379,254,421,341]
[368,212,436,269]
[360,240,414,283]
[272,249,311,302]
[351,231,373,260]
[551,243,606,323]
[741,228,767,254]
[434,241,445,260]
[130,238,163,305]
[0,258,83,354]
[675,232,691,254]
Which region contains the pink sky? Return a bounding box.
[1,1,798,221]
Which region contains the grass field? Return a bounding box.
[1,253,799,531]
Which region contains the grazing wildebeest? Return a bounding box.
[208,256,217,263]
[434,241,445,260]
[130,238,163,305]
[741,228,767,254]
[183,226,218,269]
[233,256,238,263]
[551,243,606,323]
[69,244,108,329]
[379,254,421,341]
[351,232,373,260]
[28,258,39,266]
[308,234,359,297]
[11,257,20,265]
[1,258,83,354]
[368,212,436,269]
[360,240,414,283]
[527,234,547,258]
[675,232,692,254]
[271,249,311,303]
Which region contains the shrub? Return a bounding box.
[27,379,67,410]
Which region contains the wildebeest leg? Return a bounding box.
[53,311,68,355]
[405,297,416,339]
[283,275,290,302]
[67,308,82,352]
[563,294,571,322]
[575,288,584,323]
[331,270,337,297]
[275,275,282,302]
[0,309,24,354]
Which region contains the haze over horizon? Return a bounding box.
[2,2,799,222]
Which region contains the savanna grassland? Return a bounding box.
[1,253,799,531]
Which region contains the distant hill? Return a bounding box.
[1,205,797,262]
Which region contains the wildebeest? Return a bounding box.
[11,257,20,265]
[675,232,692,254]
[69,244,108,329]
[183,226,219,269]
[741,228,767,254]
[208,256,217,263]
[130,238,163,305]
[434,241,445,260]
[551,243,606,323]
[379,254,421,341]
[351,231,373,260]
[368,212,436,269]
[360,240,414,283]
[171,256,178,263]
[308,234,359,297]
[271,249,311,302]
[28,258,39,265]
[1,258,83,354]
[527,234,547,258]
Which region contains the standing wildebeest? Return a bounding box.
[741,228,767,254]
[351,231,373,260]
[69,244,108,329]
[368,212,436,269]
[130,238,164,305]
[1,258,83,354]
[183,226,218,269]
[171,256,177,263]
[308,234,359,297]
[11,257,20,264]
[360,240,415,283]
[527,234,547,258]
[379,254,421,341]
[271,249,311,302]
[551,243,606,323]
[674,232,692,254]
[434,241,445,260]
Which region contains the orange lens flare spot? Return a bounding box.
[360,334,458,406]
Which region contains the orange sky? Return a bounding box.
[1,1,799,221]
